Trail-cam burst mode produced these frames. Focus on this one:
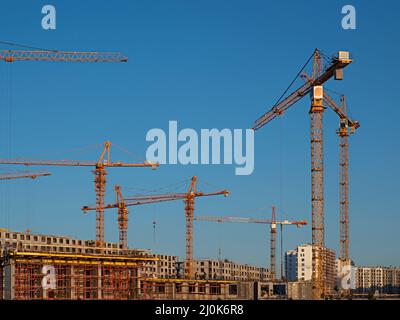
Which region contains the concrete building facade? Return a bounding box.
[285,244,336,296]
[285,244,313,281]
[192,259,269,282]
[355,266,400,294]
[1,229,269,300]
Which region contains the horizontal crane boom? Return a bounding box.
[0,50,128,63]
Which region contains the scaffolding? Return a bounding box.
[1,249,242,300]
[2,250,155,300]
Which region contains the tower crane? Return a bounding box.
[82,184,184,249]
[301,71,360,276]
[82,176,229,279]
[0,141,158,246]
[195,206,307,282]
[0,46,127,63]
[334,96,358,269]
[0,170,51,180]
[252,49,352,299]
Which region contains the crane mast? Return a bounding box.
[337,96,353,264]
[270,206,277,281]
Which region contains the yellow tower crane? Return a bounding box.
[252,49,352,299]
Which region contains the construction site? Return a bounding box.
[0,43,363,300]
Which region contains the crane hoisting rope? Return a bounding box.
[2,62,14,230]
[113,143,146,163]
[17,143,102,161]
[321,87,357,121]
[232,205,273,216]
[152,219,156,244]
[272,51,316,108]
[123,178,190,196]
[324,87,343,98]
[196,178,225,192]
[318,50,332,67]
[84,178,191,208]
[0,40,58,52]
[279,112,285,221]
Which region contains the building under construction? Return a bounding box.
[0,229,271,300]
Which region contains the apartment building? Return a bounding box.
[192,259,269,282]
[285,244,336,295]
[0,228,136,255]
[355,266,400,294]
[285,244,313,281]
[142,254,180,279]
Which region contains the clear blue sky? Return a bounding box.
[0,0,399,273]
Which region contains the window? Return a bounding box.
[229,284,238,295]
[156,283,165,294]
[199,284,206,294]
[210,284,221,295]
[189,284,196,293]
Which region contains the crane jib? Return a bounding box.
[252,55,352,131]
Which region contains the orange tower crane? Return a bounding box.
[82,176,229,279]
[82,184,184,249]
[319,94,359,270]
[0,141,158,246]
[127,176,229,279]
[195,206,307,281]
[334,96,358,267]
[0,170,51,180]
[252,49,352,299]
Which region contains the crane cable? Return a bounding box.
[0,40,58,52]
[272,51,315,108]
[271,51,317,278]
